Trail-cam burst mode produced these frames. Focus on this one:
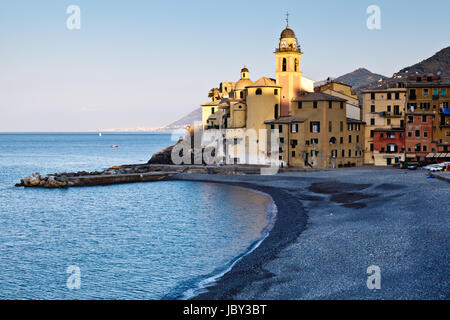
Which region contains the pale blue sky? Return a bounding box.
[0,0,449,131]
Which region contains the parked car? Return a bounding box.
[428,166,443,172]
[407,164,418,170]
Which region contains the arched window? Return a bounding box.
[282,58,287,72]
[240,91,244,99]
[256,88,262,95]
[294,58,298,72]
[329,137,336,145]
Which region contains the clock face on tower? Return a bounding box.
[280,40,287,48]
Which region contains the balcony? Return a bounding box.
[380,111,403,118]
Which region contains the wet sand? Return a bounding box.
[170,167,450,299]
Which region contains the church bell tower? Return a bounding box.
[275,14,302,116]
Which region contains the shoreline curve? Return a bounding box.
[167,175,308,300]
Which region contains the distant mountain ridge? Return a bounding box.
[334,68,387,92]
[396,46,450,77]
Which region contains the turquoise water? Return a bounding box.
[0,133,275,299]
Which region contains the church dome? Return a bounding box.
[241,67,249,73]
[280,26,295,39]
[234,79,252,91]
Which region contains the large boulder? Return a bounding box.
[147,145,176,164]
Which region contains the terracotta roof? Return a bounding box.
[246,77,280,88]
[264,116,308,124]
[294,92,347,102]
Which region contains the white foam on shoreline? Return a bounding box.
[179,187,278,300]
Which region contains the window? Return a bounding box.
[270,124,275,130]
[291,124,298,133]
[279,125,283,133]
[348,149,351,157]
[370,143,374,151]
[348,135,352,143]
[380,133,384,138]
[282,58,287,72]
[329,101,332,109]
[313,101,318,108]
[387,93,391,100]
[370,118,375,125]
[294,58,298,72]
[331,150,337,158]
[342,150,345,157]
[340,121,343,132]
[414,144,421,151]
[211,107,215,114]
[407,115,413,123]
[408,132,412,137]
[292,151,295,157]
[356,135,359,143]
[387,105,391,112]
[274,89,278,95]
[340,102,344,109]
[422,115,427,122]
[441,89,447,96]
[329,121,332,132]
[279,137,284,143]
[433,88,438,97]
[371,93,375,100]
[311,138,319,144]
[256,88,262,95]
[423,89,429,96]
[274,104,279,119]
[240,91,244,99]
[424,132,428,138]
[371,105,375,112]
[387,119,391,125]
[310,121,320,133]
[423,146,427,152]
[298,101,302,109]
[415,130,420,137]
[387,144,397,152]
[395,92,400,100]
[370,130,374,138]
[340,137,343,144]
[329,137,336,144]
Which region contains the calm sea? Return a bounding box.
[0,133,275,299]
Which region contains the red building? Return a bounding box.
[405,113,435,161]
[373,128,405,165]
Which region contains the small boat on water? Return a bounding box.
[110,145,119,148]
[98,132,102,137]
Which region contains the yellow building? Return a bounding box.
[316,80,361,121]
[265,93,364,168]
[362,86,407,165]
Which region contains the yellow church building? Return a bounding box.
[200,19,365,168]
